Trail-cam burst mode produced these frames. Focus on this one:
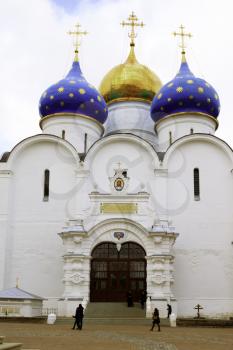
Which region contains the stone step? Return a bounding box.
[84,302,146,318]
[0,337,5,345]
[0,344,22,350]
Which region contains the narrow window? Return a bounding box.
[193,168,200,201]
[84,133,87,154]
[190,128,194,134]
[43,169,50,201]
[169,131,172,145]
[62,130,65,139]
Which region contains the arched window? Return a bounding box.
[62,130,65,139]
[43,169,50,201]
[169,131,172,145]
[193,168,200,200]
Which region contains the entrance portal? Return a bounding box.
[90,242,146,302]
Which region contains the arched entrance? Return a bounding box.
[90,242,146,302]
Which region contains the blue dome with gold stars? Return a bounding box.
[151,56,220,123]
[39,60,108,124]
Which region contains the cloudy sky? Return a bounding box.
[0,0,232,152]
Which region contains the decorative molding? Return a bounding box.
[151,273,166,285]
[63,272,85,285]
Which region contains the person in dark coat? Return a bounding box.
[167,304,172,318]
[72,304,84,330]
[140,290,147,309]
[127,290,133,307]
[150,307,161,331]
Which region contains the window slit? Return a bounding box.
[193,168,200,201]
[43,169,50,201]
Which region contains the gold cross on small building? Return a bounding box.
[121,12,145,47]
[173,24,192,54]
[68,23,88,62]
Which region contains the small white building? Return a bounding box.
[0,287,43,317]
[0,18,232,319]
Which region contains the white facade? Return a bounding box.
[0,68,233,319]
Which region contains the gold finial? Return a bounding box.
[68,22,88,62]
[173,24,192,61]
[121,11,145,47]
[16,277,19,288]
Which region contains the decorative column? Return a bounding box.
[58,219,91,316]
[146,224,179,317]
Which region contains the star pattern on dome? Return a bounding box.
[79,88,86,94]
[39,60,108,124]
[151,59,220,122]
[176,87,183,93]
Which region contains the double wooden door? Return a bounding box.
[90,242,146,302]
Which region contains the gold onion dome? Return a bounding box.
[99,45,162,105]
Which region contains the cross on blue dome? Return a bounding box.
[39,60,108,124]
[151,54,220,123]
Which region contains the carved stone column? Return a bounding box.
[146,224,178,317]
[58,219,90,301]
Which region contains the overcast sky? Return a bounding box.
[0,0,232,153]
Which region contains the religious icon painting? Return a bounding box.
[114,177,124,191]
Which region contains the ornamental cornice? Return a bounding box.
[89,192,150,201]
[0,170,13,176]
[146,254,174,262]
[63,254,91,260]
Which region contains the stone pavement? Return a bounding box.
[0,322,232,350]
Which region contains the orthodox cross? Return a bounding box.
[121,12,145,47]
[173,24,192,54]
[68,23,88,62]
[194,303,203,318]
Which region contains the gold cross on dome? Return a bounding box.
[173,24,192,53]
[121,12,145,47]
[68,23,88,62]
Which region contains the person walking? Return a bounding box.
[150,307,161,331]
[167,304,172,319]
[72,304,84,330]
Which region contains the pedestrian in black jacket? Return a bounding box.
[72,304,84,330]
[167,304,172,318]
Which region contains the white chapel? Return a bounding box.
[0,14,232,318]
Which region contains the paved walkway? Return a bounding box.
[0,322,232,350]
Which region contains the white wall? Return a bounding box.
[2,138,78,297]
[166,137,233,317]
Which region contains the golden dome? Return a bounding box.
[99,46,162,105]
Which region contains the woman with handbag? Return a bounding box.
[150,307,161,331]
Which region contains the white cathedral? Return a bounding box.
[0,15,232,319]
